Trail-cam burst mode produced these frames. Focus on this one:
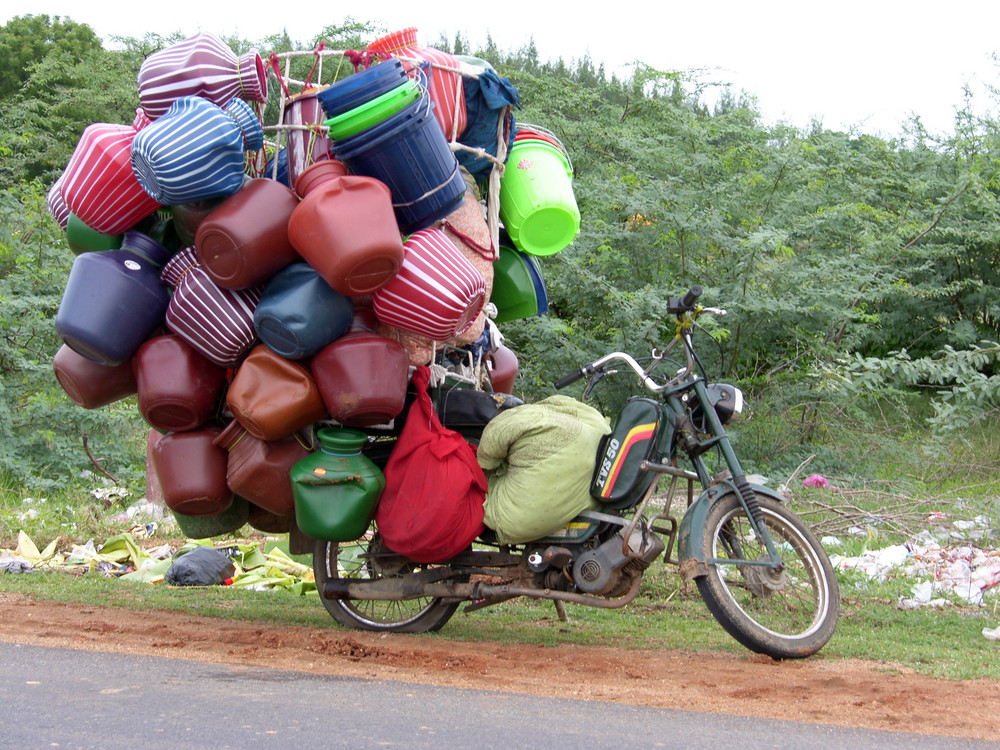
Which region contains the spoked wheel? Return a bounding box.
[695,494,839,659]
[313,528,460,633]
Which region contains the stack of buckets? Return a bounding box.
[45,29,579,546]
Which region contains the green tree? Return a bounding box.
[0,15,103,100]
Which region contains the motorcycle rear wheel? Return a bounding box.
[313,529,460,633]
[695,494,839,659]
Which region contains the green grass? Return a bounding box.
[2,557,997,681]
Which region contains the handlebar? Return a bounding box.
[554,285,724,393]
[554,368,588,389]
[667,285,703,315]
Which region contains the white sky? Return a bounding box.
[6,1,1000,137]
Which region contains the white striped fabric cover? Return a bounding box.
[130,97,263,206]
[138,32,267,120]
[372,228,486,341]
[161,246,262,368]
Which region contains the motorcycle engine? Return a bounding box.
[571,521,665,596]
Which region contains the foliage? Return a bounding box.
[0,183,147,491]
[0,14,103,100]
[0,14,999,490]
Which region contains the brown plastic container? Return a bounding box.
[310,307,409,427]
[226,344,328,441]
[194,178,301,289]
[134,334,228,432]
[287,161,404,296]
[152,426,233,517]
[52,344,137,409]
[213,419,311,516]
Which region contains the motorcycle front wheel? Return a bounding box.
[695,494,839,659]
[313,529,460,633]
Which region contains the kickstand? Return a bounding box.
[553,600,569,623]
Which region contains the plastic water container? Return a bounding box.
[172,496,249,538]
[138,31,267,119]
[290,427,384,542]
[131,97,264,205]
[194,178,301,290]
[152,426,234,517]
[372,228,486,341]
[133,334,228,433]
[332,95,466,234]
[60,123,162,236]
[213,419,310,517]
[225,344,328,441]
[310,308,409,427]
[287,161,403,296]
[253,262,354,359]
[65,213,123,255]
[52,344,137,409]
[55,230,173,366]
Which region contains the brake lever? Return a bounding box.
[582,369,608,399]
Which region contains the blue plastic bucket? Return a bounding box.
[316,60,408,119]
[333,95,464,234]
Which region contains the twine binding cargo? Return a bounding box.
[281,88,333,187]
[160,246,262,368]
[137,31,267,120]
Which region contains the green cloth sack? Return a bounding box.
[476,395,610,544]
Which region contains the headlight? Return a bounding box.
[695,383,744,427]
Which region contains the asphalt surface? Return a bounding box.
[2,642,997,749]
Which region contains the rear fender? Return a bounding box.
[677,482,786,575]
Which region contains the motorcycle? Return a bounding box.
[313,286,840,659]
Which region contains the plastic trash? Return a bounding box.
[164,545,235,586]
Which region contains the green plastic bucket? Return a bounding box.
[499,141,580,256]
[324,79,421,140]
[490,244,547,322]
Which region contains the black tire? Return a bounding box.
[313,530,460,633]
[695,494,839,659]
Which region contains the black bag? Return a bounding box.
[165,545,236,586]
[436,386,523,438]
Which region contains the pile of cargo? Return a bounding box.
[46,29,581,546]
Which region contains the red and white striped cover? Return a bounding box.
[372,228,486,341]
[366,28,467,141]
[160,246,262,368]
[60,123,162,236]
[138,32,267,120]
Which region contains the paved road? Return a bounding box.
[1,642,996,749]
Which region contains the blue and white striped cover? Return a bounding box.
[131,97,263,206]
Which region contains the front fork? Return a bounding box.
[669,380,783,571]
